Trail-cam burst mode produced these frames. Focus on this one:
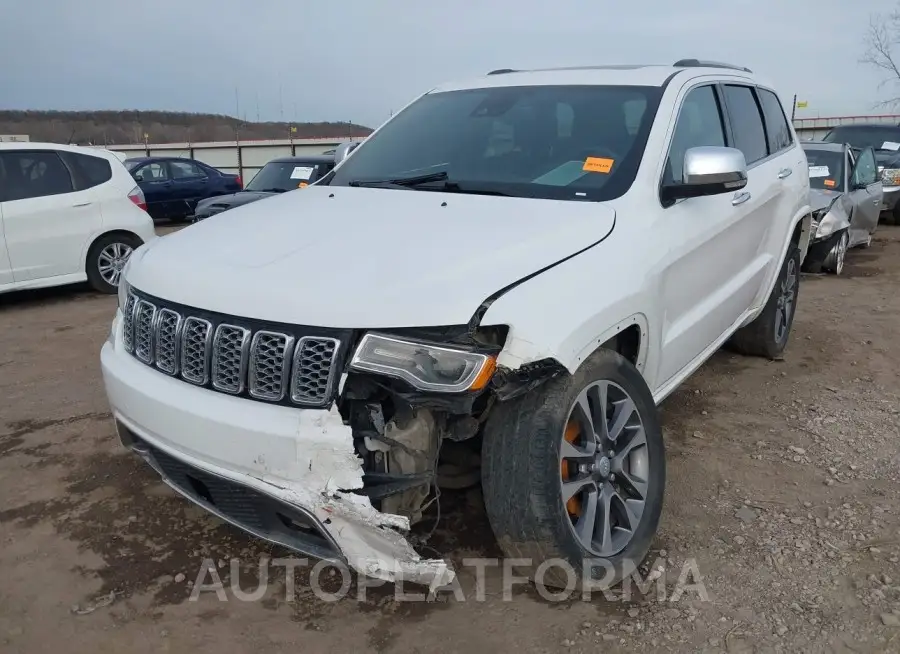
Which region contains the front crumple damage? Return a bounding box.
[258,405,455,590]
[810,189,851,242]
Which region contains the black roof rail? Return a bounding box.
[673,58,752,73]
[487,68,518,75]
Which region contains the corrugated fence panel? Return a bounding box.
[240,145,293,167]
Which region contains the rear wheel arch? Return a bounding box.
[83,229,145,269]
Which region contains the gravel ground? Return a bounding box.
[1,225,900,654]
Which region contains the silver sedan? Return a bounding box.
[801,141,883,275]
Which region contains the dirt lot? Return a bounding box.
[2,226,900,654]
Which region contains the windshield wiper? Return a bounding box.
[349,171,449,188]
[252,187,288,193]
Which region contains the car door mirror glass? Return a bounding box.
[662,146,748,202]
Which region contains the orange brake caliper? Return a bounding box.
[562,420,582,516]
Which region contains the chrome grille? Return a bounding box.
[122,294,137,353]
[291,337,340,405]
[120,290,342,408]
[181,318,212,385]
[249,332,294,401]
[212,325,250,393]
[134,300,157,363]
[154,309,181,375]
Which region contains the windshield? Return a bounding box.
[823,126,900,152]
[328,84,663,202]
[803,148,845,191]
[245,161,320,192]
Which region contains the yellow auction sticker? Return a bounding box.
[583,157,614,174]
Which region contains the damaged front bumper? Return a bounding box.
[100,335,454,589]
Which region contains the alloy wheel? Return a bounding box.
[560,380,650,557]
[98,242,134,287]
[774,257,797,344]
[832,232,849,275]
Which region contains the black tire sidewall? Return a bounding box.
[771,246,801,351]
[484,349,665,587]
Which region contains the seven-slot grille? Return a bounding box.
[121,291,341,407]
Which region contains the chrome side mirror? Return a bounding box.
[662,146,748,203]
[334,141,360,165]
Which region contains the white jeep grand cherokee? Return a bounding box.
[101,60,811,589]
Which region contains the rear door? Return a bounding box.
[168,159,210,216]
[0,149,103,282]
[133,161,173,219]
[848,147,882,245]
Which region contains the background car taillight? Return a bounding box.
[235,175,243,189]
[128,185,147,212]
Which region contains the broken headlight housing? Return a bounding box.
[814,210,841,239]
[350,333,496,393]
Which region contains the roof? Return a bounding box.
[432,62,756,93]
[0,141,113,154]
[269,154,334,164]
[801,141,845,152]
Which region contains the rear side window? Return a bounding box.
[59,151,112,191]
[170,160,206,179]
[722,85,768,165]
[757,89,793,153]
[0,151,74,201]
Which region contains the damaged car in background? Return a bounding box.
[801,141,882,275]
[101,60,811,590]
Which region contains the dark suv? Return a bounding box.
[823,124,900,223]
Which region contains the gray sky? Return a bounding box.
[2,0,899,128]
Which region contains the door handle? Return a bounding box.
[873,199,881,205]
[778,168,793,179]
[732,191,752,206]
[72,202,92,208]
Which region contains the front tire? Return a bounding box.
[482,349,665,590]
[729,245,800,359]
[86,233,142,294]
[823,230,849,275]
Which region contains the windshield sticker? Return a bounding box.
[809,165,830,178]
[532,161,589,186]
[824,179,836,188]
[882,141,900,151]
[290,166,314,180]
[583,157,615,174]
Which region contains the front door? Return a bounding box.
[655,82,773,389]
[848,146,882,246]
[0,149,103,283]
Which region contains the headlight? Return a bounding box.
[882,167,900,186]
[815,211,841,239]
[350,333,496,393]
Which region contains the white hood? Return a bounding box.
[129,186,615,327]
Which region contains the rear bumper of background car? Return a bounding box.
[880,185,900,212]
[100,313,454,588]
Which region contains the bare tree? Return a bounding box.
[862,7,900,107]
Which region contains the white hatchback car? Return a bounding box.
[102,60,811,589]
[0,143,156,295]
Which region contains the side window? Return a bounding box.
[134,162,169,182]
[757,89,793,153]
[0,151,74,201]
[170,160,205,179]
[665,85,726,184]
[59,151,112,191]
[852,148,878,186]
[722,85,768,165]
